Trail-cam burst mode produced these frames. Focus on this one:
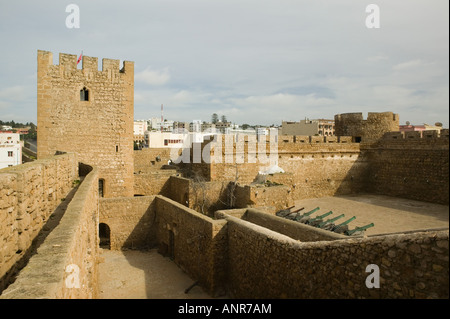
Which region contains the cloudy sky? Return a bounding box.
[0,0,448,127]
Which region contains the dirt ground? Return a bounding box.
[98,249,214,299]
[293,194,449,236]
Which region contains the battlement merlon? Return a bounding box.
[382,129,449,141]
[37,50,134,74]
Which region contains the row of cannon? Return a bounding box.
[275,206,374,236]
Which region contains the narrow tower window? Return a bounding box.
[99,178,105,197]
[80,87,89,101]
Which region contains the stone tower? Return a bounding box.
[334,112,399,143]
[37,50,134,197]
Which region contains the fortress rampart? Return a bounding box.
[364,129,449,205]
[0,153,78,292]
[1,158,448,299]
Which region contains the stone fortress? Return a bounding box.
[0,51,448,299]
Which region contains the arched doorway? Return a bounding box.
[99,223,111,249]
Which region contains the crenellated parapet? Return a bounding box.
[374,129,449,149]
[37,50,133,74]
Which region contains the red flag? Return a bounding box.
[77,51,83,64]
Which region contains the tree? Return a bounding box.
[242,123,250,130]
[211,113,219,124]
[24,123,37,140]
[221,115,227,123]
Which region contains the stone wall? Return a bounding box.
[167,175,231,215]
[99,196,156,250]
[134,148,175,173]
[365,130,449,204]
[0,166,99,299]
[153,196,228,297]
[133,171,174,196]
[224,214,449,298]
[97,195,227,296]
[184,130,448,206]
[190,135,368,202]
[37,50,134,198]
[0,153,78,293]
[133,148,182,196]
[234,184,294,211]
[219,208,348,242]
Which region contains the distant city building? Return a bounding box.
[399,123,443,133]
[281,119,335,136]
[145,131,189,148]
[149,117,174,132]
[190,120,202,133]
[173,121,190,133]
[0,132,22,169]
[15,129,29,135]
[214,121,231,133]
[134,120,147,147]
[1,125,13,131]
[201,122,216,133]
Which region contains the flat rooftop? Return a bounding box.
[293,194,449,236]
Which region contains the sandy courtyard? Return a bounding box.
[294,194,449,236]
[98,249,214,299]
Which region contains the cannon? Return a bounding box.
[331,216,356,233]
[317,214,345,230]
[275,205,296,217]
[345,223,374,236]
[295,207,320,223]
[306,211,334,226]
[284,207,305,220]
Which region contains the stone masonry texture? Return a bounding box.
[0,153,78,293]
[37,50,134,198]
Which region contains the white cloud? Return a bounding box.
[135,67,170,86]
[392,59,429,71]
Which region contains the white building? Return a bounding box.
[0,132,22,169]
[190,120,202,133]
[134,120,147,136]
[145,131,190,148]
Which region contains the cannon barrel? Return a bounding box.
[317,214,345,228]
[275,205,296,217]
[307,211,333,223]
[331,216,356,233]
[291,207,305,213]
[333,216,356,228]
[306,211,333,226]
[302,207,320,217]
[294,207,320,222]
[345,223,375,236]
